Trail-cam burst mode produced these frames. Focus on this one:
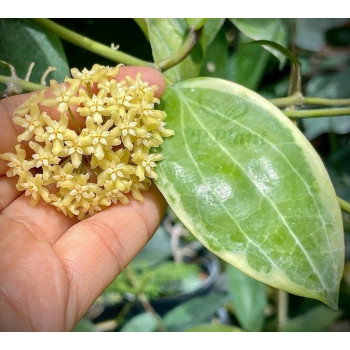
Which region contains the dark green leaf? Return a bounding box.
[226,265,267,331]
[120,312,157,332]
[146,18,202,83]
[282,305,342,332]
[131,225,172,269]
[0,19,70,84]
[186,324,242,332]
[302,67,350,140]
[163,293,229,331]
[157,78,344,309]
[295,19,348,51]
[133,18,149,40]
[227,34,270,89]
[230,18,287,66]
[200,27,228,79]
[200,18,225,50]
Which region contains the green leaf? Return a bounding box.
[133,18,149,40]
[157,78,344,309]
[200,27,228,79]
[163,293,229,331]
[295,19,348,52]
[200,18,225,50]
[146,18,202,83]
[227,34,270,90]
[230,18,287,66]
[185,18,207,31]
[226,265,267,331]
[302,67,350,140]
[0,19,70,84]
[186,324,242,332]
[73,318,98,332]
[282,305,342,332]
[120,312,157,332]
[131,225,172,269]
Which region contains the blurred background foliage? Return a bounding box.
[1,18,350,332]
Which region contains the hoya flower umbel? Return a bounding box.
[0,64,173,220]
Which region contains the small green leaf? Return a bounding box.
[200,27,228,79]
[186,324,242,332]
[120,312,157,332]
[282,305,342,332]
[230,18,287,66]
[163,293,229,331]
[227,34,270,89]
[226,265,267,331]
[133,18,149,40]
[131,225,172,269]
[0,19,70,84]
[200,18,225,50]
[146,18,202,83]
[157,78,344,309]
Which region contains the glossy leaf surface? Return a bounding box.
[157,78,344,309]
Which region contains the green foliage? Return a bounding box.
[0,19,70,84]
[105,262,201,300]
[163,293,229,331]
[226,265,267,331]
[229,18,287,66]
[156,77,344,309]
[282,305,342,332]
[146,18,202,83]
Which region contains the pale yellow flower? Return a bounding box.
[0,144,30,177]
[41,80,83,113]
[132,147,163,181]
[0,64,173,220]
[112,108,147,151]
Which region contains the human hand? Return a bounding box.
[0,66,167,331]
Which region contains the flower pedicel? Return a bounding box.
[0,64,173,220]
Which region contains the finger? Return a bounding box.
[1,194,78,245]
[52,184,166,328]
[0,66,166,175]
[0,176,21,212]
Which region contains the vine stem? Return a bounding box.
[338,197,350,214]
[270,93,350,108]
[125,267,167,332]
[32,19,155,69]
[0,74,45,92]
[277,289,288,331]
[283,108,350,118]
[157,26,197,71]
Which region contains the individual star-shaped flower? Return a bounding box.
[131,147,163,181]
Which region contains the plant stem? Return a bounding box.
[158,26,198,72]
[283,107,350,118]
[338,197,350,214]
[32,19,155,69]
[0,75,45,92]
[277,289,288,331]
[270,94,350,108]
[125,267,167,332]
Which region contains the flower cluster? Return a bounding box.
[1,64,173,220]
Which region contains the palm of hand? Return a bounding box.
[0,67,166,331]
